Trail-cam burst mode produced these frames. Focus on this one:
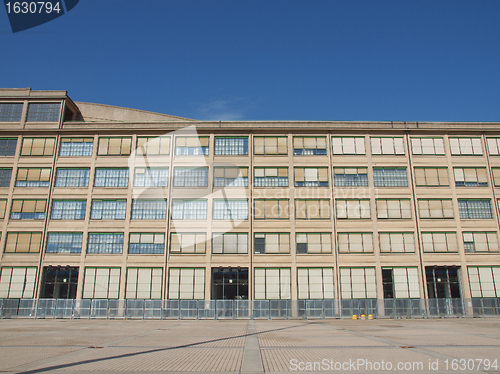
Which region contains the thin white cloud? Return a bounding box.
[195,98,247,121]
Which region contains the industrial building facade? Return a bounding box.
[0,88,499,314]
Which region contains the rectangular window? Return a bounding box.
[379,232,415,253]
[463,232,499,253]
[129,233,165,254]
[340,267,377,299]
[214,136,248,155]
[454,167,488,187]
[26,103,60,122]
[371,137,405,155]
[59,138,93,157]
[21,138,55,156]
[414,167,449,186]
[173,167,208,187]
[295,199,330,219]
[332,137,365,155]
[254,233,289,254]
[418,199,454,219]
[254,199,289,220]
[83,268,120,299]
[0,267,37,298]
[212,233,248,254]
[333,167,368,187]
[421,232,458,253]
[131,199,167,220]
[168,268,205,299]
[336,199,370,219]
[254,167,288,187]
[51,200,86,220]
[213,199,248,220]
[0,199,5,219]
[487,138,500,156]
[175,136,209,155]
[449,137,483,155]
[338,233,373,253]
[294,167,328,187]
[46,232,83,253]
[5,232,42,253]
[55,168,89,187]
[376,199,411,219]
[297,268,335,299]
[90,199,126,220]
[126,268,162,299]
[98,137,132,156]
[293,137,326,155]
[134,167,169,187]
[0,103,23,122]
[410,137,445,155]
[373,167,408,187]
[492,168,500,186]
[0,138,17,156]
[170,233,206,254]
[172,199,207,220]
[382,268,420,299]
[468,267,500,298]
[15,167,50,187]
[254,136,288,155]
[87,233,123,254]
[296,233,332,254]
[10,199,46,220]
[137,136,170,155]
[458,199,493,219]
[0,168,12,187]
[214,167,248,187]
[254,268,291,299]
[94,168,129,187]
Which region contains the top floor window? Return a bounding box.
[332,137,365,155]
[487,138,500,156]
[214,137,248,156]
[293,137,326,155]
[21,138,55,156]
[371,137,405,155]
[449,137,483,156]
[26,103,60,122]
[98,137,132,156]
[254,137,287,155]
[0,103,23,122]
[411,137,445,155]
[59,138,93,157]
[137,136,170,156]
[175,136,209,156]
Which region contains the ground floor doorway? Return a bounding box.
[211,267,248,300]
[41,266,79,299]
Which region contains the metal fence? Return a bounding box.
[0,298,499,319]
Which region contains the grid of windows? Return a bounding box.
[214,167,248,187]
[332,137,365,155]
[463,232,499,253]
[51,200,86,220]
[0,103,23,122]
[411,137,445,155]
[376,199,411,219]
[421,232,458,253]
[5,232,42,253]
[294,167,328,187]
[173,167,208,187]
[254,233,289,254]
[46,232,83,253]
[90,199,127,220]
[254,167,288,187]
[418,199,454,219]
[293,137,326,155]
[458,199,493,219]
[94,168,129,187]
[254,199,289,219]
[254,136,288,155]
[214,137,248,155]
[212,233,248,254]
[468,267,500,298]
[297,268,335,299]
[454,167,488,187]
[333,167,368,187]
[175,136,209,155]
[134,167,169,187]
[59,138,93,157]
[172,199,207,220]
[213,199,248,220]
[83,268,120,299]
[10,199,46,220]
[87,233,124,254]
[487,138,500,156]
[26,103,60,122]
[340,267,377,299]
[0,138,17,156]
[126,268,162,299]
[55,168,89,187]
[98,137,132,156]
[168,268,204,299]
[414,167,449,186]
[449,137,483,155]
[137,136,170,155]
[336,199,370,219]
[338,233,373,253]
[131,199,167,220]
[21,138,55,156]
[16,168,50,187]
[254,268,291,299]
[296,233,332,254]
[0,168,12,187]
[295,199,330,219]
[170,233,206,254]
[371,137,405,155]
[373,167,408,187]
[382,267,420,299]
[379,232,415,253]
[129,233,165,254]
[0,267,36,298]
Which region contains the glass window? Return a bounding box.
[0,103,23,122]
[214,136,248,155]
[332,137,365,155]
[26,103,60,122]
[254,199,289,220]
[55,168,89,187]
[491,168,500,186]
[421,232,458,253]
[463,232,499,253]
[15,167,50,187]
[213,199,248,220]
[171,199,207,220]
[21,138,55,156]
[293,137,326,155]
[376,199,411,219]
[212,233,248,254]
[59,138,93,157]
[131,199,167,220]
[379,232,415,253]
[254,268,291,299]
[454,167,488,187]
[254,167,288,187]
[340,267,377,299]
[0,138,17,156]
[51,200,86,220]
[94,168,129,187]
[214,167,248,187]
[98,137,132,156]
[0,199,6,219]
[418,199,454,219]
[87,233,123,254]
[297,268,335,299]
[411,137,445,155]
[83,268,120,299]
[0,168,12,187]
[0,267,37,299]
[382,267,420,299]
[296,233,332,254]
[468,266,500,298]
[46,232,83,253]
[294,167,328,187]
[137,136,170,156]
[173,167,208,187]
[458,199,493,219]
[254,233,289,254]
[449,137,483,155]
[338,233,373,253]
[333,167,368,187]
[5,232,42,253]
[170,233,206,254]
[175,136,209,155]
[487,138,500,156]
[134,167,169,187]
[295,199,330,219]
[126,268,162,299]
[414,167,449,186]
[336,199,370,219]
[255,136,288,155]
[373,167,408,187]
[168,268,204,299]
[371,137,405,155]
[90,199,127,220]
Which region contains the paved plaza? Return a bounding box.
[0,318,499,374]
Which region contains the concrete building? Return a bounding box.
[0,88,499,314]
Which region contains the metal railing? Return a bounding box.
[0,298,499,319]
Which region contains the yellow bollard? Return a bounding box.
[361,314,366,319]
[368,314,373,320]
[352,314,357,320]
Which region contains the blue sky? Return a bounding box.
[1,0,499,121]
